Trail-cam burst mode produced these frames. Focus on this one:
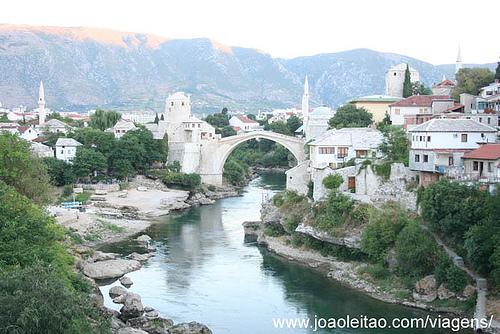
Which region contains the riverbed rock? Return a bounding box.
[437,284,455,300]
[145,308,159,319]
[113,294,129,304]
[458,284,476,301]
[109,286,128,299]
[82,259,141,280]
[120,293,144,321]
[117,328,148,334]
[120,275,134,287]
[198,197,215,205]
[89,250,119,263]
[413,275,438,302]
[170,321,212,334]
[126,316,174,334]
[137,186,148,192]
[127,252,155,262]
[136,235,152,243]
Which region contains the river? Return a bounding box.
[99,173,472,333]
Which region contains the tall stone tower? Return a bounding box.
[385,63,419,97]
[302,75,309,133]
[455,46,462,76]
[162,92,191,141]
[38,81,46,125]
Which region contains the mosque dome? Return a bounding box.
[310,106,333,116]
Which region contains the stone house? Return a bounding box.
[408,119,497,186]
[461,143,500,182]
[55,138,82,162]
[346,94,403,123]
[229,116,261,132]
[107,119,137,139]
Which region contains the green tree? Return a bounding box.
[160,114,164,121]
[158,133,169,164]
[268,121,291,136]
[323,174,343,190]
[221,125,237,137]
[72,147,107,178]
[247,114,257,121]
[42,157,76,186]
[89,108,122,131]
[72,127,116,158]
[0,132,54,205]
[496,61,500,81]
[287,115,303,133]
[376,113,392,130]
[451,68,495,101]
[411,81,432,95]
[328,105,373,129]
[223,157,247,185]
[379,126,410,164]
[205,113,229,128]
[395,222,438,279]
[154,112,159,124]
[402,64,413,98]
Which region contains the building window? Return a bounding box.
[449,157,454,166]
[338,147,348,158]
[395,109,400,115]
[473,161,479,171]
[423,155,429,163]
[488,118,491,125]
[488,162,494,173]
[356,150,367,158]
[329,163,336,168]
[171,102,174,106]
[461,134,468,142]
[427,136,431,142]
[319,147,334,154]
[415,154,420,162]
[198,124,201,128]
[182,102,185,106]
[419,136,423,141]
[453,134,458,138]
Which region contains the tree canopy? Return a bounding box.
[403,64,413,98]
[287,115,303,133]
[328,105,373,129]
[378,126,410,165]
[451,67,495,101]
[89,108,122,131]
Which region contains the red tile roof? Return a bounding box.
[233,126,242,131]
[389,95,451,107]
[235,116,258,124]
[33,137,47,142]
[434,79,456,87]
[462,144,500,160]
[18,125,29,133]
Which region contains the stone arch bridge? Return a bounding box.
[199,131,306,185]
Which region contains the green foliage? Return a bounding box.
[285,214,301,233]
[0,181,68,268]
[379,126,409,165]
[322,174,343,190]
[89,108,122,131]
[229,139,292,169]
[376,113,392,130]
[72,127,116,158]
[169,160,182,173]
[0,264,110,334]
[359,264,390,280]
[207,185,216,192]
[119,182,130,190]
[307,180,314,200]
[313,191,354,232]
[298,234,368,262]
[451,68,495,101]
[403,64,413,98]
[223,156,248,185]
[75,192,90,203]
[247,114,256,121]
[496,61,500,81]
[420,179,488,240]
[0,132,54,205]
[264,224,287,237]
[221,125,237,137]
[372,160,394,181]
[328,104,373,129]
[205,112,229,128]
[361,203,409,262]
[163,172,201,191]
[272,190,307,208]
[395,222,438,279]
[154,112,159,124]
[99,220,124,233]
[72,147,107,178]
[42,157,76,186]
[62,185,73,198]
[268,121,292,136]
[286,115,302,133]
[411,81,432,95]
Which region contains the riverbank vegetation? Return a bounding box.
[0,133,110,333]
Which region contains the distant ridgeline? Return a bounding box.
[0,24,495,112]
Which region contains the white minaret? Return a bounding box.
[38,81,46,125]
[302,75,309,134]
[455,46,462,76]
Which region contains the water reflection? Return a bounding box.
[99,173,472,334]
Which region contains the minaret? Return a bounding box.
[38,81,46,125]
[455,46,462,76]
[302,75,309,135]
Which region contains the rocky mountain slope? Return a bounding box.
[0,24,482,113]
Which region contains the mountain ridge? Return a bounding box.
[0,23,494,113]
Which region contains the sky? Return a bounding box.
[1,0,499,65]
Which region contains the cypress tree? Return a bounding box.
[402,64,413,98]
[495,61,500,81]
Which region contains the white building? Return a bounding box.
[305,106,334,140]
[309,127,384,170]
[229,116,261,132]
[18,125,40,141]
[31,142,53,158]
[121,111,156,124]
[107,119,137,138]
[389,95,454,130]
[408,119,497,186]
[385,63,419,97]
[158,92,220,173]
[39,118,69,134]
[55,138,82,162]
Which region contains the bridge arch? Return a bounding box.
[200,131,306,185]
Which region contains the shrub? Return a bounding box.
[395,222,438,279]
[119,182,130,190]
[322,174,343,190]
[207,185,216,192]
[62,185,73,198]
[163,172,201,190]
[264,224,287,237]
[285,214,301,233]
[313,191,354,231]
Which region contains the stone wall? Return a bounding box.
[312,165,356,201]
[285,160,310,195]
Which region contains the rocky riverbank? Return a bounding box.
[51,176,240,247]
[70,235,212,334]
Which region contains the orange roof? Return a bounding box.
[434,79,456,87]
[390,95,450,107]
[462,144,500,160]
[233,126,242,131]
[235,116,258,124]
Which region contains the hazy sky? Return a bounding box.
[1,0,499,65]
